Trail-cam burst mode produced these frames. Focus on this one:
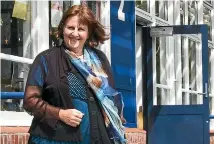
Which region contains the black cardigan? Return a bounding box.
[23,44,115,142]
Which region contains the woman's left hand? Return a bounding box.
[59,109,84,127]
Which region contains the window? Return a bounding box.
[1,1,33,58]
[181,37,202,105]
[1,1,51,126]
[1,60,30,112]
[204,0,212,5]
[155,37,168,105]
[1,1,32,112]
[209,48,213,114]
[154,34,203,106]
[180,0,184,25]
[203,6,212,41]
[188,39,197,104]
[188,1,198,25]
[155,1,168,21]
[136,0,150,13]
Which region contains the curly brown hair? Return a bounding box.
[58,5,109,48]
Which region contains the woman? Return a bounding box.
[23,5,126,144]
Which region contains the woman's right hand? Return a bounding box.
[59,109,84,127]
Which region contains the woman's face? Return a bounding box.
[63,15,89,53]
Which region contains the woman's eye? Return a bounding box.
[67,27,74,30]
[78,28,84,31]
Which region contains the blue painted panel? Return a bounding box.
[148,115,203,144]
[110,1,136,127]
[150,105,205,115]
[110,1,135,89]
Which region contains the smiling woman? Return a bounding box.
[23,4,126,144]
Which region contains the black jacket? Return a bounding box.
[23,44,114,142]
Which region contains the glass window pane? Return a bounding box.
[182,92,200,105]
[188,40,197,91]
[156,37,167,85]
[155,1,168,21]
[209,48,212,95]
[1,1,33,59]
[155,37,169,105]
[1,59,30,112]
[210,96,213,114]
[156,87,170,105]
[188,1,197,25]
[181,36,202,105]
[180,1,184,25]
[86,1,97,15]
[189,93,198,104]
[156,37,160,84]
[203,6,212,41]
[136,0,150,12]
[209,48,214,115]
[205,0,212,4]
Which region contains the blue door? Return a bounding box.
[144,25,209,144]
[110,1,136,127]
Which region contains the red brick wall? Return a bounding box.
[1,127,30,144]
[210,131,214,144]
[3,127,214,144]
[125,128,146,144]
[1,134,29,144]
[0,127,146,144]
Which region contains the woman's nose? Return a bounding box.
[72,29,78,37]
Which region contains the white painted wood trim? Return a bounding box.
[153,38,157,105]
[0,53,33,64]
[100,0,111,63]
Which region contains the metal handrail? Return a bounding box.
[0,92,24,99]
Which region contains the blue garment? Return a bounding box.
[30,58,90,144]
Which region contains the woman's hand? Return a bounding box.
[59,109,84,127]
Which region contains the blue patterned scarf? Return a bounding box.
[65,47,127,144]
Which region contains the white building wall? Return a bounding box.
[136,26,143,112]
[100,0,111,62]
